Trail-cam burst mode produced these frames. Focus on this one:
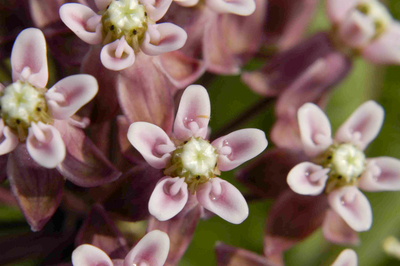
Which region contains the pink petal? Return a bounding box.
[124,230,169,266]
[142,0,173,21]
[206,0,256,16]
[359,157,400,191]
[287,162,330,195]
[196,178,249,224]
[322,209,359,245]
[59,3,103,45]
[363,22,400,64]
[328,186,372,232]
[326,0,358,24]
[100,37,135,71]
[0,121,19,156]
[298,102,333,157]
[11,28,48,88]
[173,85,210,140]
[215,242,275,266]
[212,129,268,172]
[338,11,375,48]
[331,249,358,266]
[335,101,384,150]
[72,244,113,266]
[127,122,175,169]
[26,122,66,169]
[46,74,98,120]
[95,0,112,11]
[140,23,187,56]
[148,177,189,221]
[174,0,199,6]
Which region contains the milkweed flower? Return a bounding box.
[287,101,400,232]
[72,230,170,266]
[59,0,187,71]
[127,85,268,224]
[332,249,358,266]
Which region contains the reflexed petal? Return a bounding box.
[72,244,113,266]
[59,3,103,45]
[174,0,199,7]
[331,249,358,266]
[328,186,372,232]
[212,129,268,171]
[148,177,189,221]
[298,103,333,157]
[173,85,210,140]
[100,37,135,71]
[196,178,248,224]
[215,242,276,266]
[46,74,98,120]
[287,162,330,195]
[127,122,175,169]
[143,0,173,21]
[335,101,384,150]
[0,121,19,156]
[326,0,358,24]
[124,230,169,266]
[26,122,66,169]
[338,11,375,48]
[206,0,256,16]
[95,0,112,11]
[11,28,48,88]
[322,209,359,245]
[359,157,400,191]
[141,23,187,56]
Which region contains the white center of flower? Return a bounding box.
[101,0,149,50]
[332,143,366,180]
[356,0,392,37]
[0,80,50,140]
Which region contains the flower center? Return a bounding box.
[0,80,51,141]
[164,137,219,194]
[314,143,366,193]
[355,1,392,38]
[101,0,149,51]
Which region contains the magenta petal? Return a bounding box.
[148,177,189,221]
[287,162,329,195]
[123,230,169,266]
[141,23,187,56]
[206,0,256,16]
[11,28,48,88]
[127,122,175,169]
[215,242,275,266]
[59,3,103,45]
[0,122,19,156]
[212,129,268,171]
[196,178,248,224]
[322,209,359,245]
[331,249,358,266]
[359,157,400,191]
[0,155,8,183]
[46,74,98,120]
[143,0,173,21]
[335,101,384,150]
[297,103,333,157]
[174,85,210,140]
[100,37,136,71]
[328,186,372,232]
[8,145,65,231]
[72,244,113,266]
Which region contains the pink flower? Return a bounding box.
[175,0,256,16]
[287,101,400,232]
[59,0,187,71]
[332,249,358,266]
[127,85,268,223]
[72,230,170,266]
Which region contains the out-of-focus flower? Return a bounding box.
[331,249,358,266]
[382,236,400,260]
[59,0,187,71]
[72,230,170,266]
[175,0,256,16]
[128,85,267,223]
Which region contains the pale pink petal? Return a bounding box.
[100,37,136,71]
[11,28,48,88]
[328,186,372,232]
[359,157,400,191]
[95,0,112,11]
[212,129,268,171]
[322,209,360,245]
[298,102,333,157]
[173,85,210,140]
[287,162,330,195]
[26,122,66,168]
[0,121,19,155]
[174,0,199,7]
[326,0,358,24]
[141,23,187,56]
[196,178,249,224]
[206,0,256,16]
[59,3,103,45]
[363,22,400,64]
[148,177,189,221]
[127,122,175,169]
[72,244,113,266]
[335,101,384,150]
[331,249,358,266]
[46,74,98,120]
[143,0,173,22]
[124,230,169,266]
[338,11,375,48]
